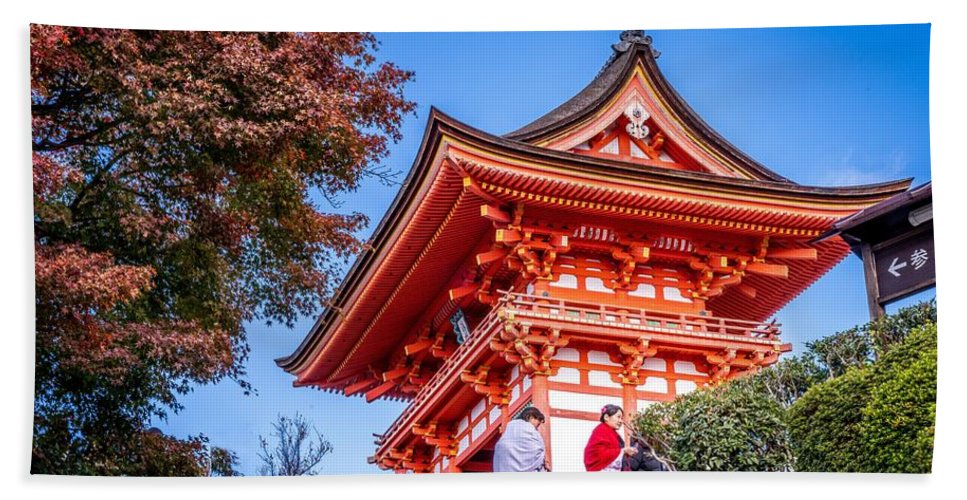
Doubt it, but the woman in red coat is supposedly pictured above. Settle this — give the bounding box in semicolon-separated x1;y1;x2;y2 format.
584;404;637;471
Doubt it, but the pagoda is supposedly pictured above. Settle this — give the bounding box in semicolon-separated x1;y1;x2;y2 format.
277;31;912;473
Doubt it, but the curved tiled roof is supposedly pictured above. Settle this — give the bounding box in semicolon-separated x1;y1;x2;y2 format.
275;107;912;384
505;31;792;183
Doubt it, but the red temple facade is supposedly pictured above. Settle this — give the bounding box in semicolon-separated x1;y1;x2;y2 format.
277;31;911;473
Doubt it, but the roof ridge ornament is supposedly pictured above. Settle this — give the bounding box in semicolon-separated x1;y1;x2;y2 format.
612;30;661;59
596;30;661;78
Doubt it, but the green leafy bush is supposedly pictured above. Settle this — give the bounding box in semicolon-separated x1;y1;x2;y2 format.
785;366;873;471
788;323;936;472
633;377;793;471
632;301;936;473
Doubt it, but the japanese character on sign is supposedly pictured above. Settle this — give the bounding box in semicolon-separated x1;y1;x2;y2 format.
911;248;929;270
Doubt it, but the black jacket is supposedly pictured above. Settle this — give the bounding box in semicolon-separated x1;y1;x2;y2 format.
623;439;668;471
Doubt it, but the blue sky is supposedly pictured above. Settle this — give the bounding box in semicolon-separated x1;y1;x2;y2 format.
152;26;932;476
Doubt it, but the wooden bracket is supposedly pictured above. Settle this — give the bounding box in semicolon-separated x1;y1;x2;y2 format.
617;338;658;384
706;348;737;383
611;245;650;290
493;327;568;376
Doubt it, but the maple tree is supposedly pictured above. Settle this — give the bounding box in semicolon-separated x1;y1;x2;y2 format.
31;26;414;475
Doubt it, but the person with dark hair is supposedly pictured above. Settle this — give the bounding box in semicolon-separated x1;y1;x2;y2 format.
624;435;669;471
493;406;548;472
584;404;636;472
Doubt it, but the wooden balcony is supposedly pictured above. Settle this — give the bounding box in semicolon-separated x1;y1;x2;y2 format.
373;291;787;465
493;291;783;348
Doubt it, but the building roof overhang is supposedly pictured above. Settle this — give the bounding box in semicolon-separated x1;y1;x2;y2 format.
275;107;912;391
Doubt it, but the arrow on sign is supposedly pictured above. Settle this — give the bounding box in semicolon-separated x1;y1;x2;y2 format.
888;258;908;277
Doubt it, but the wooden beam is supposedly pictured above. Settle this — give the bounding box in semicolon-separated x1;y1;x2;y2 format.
382;367;409;382
736;284;757;299
769;248;818;260
343;378;377;396
460;461;493;473
708;255;730;270
549;233;570;248
480;204;511;224
365;380;397;402
475;248;508;266
403;339;433;356
861;242;885;319
746;262;789;278
448;283;480;301
495;229;522;244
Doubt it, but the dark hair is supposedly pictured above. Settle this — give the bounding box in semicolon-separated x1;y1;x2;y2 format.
518;407;545;423
599;404;623;423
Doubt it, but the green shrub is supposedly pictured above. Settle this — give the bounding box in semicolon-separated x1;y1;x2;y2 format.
787;323;936;472
633;377;793;471
631;302;937;473
860;324;937;472
786;367;873;471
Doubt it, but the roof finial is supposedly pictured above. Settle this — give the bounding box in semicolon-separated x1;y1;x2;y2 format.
612;30;660;59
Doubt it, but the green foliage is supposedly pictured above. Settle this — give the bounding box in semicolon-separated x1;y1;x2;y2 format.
805;299;936;379
867;300;937;357
806;328;871;379
860;324;937;472
745;354;826;408
632;301;937;473
785;366;873;471
788;323;936;472
633;377;793;471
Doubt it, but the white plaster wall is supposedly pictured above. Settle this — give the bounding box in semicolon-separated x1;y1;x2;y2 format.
641;376;668;394
674;360;702;375
470;398;486;421
587;350;621;366
629;283;656;298
548;390;621;414
585;277;614;294
549;367;581;384
472;418;487;441
663;286;693;303
489;406;501;426
643;358;666;372
676;380;698;394
553;347;580;362
588;370;623;389
549;417;599;473
550;274;578;289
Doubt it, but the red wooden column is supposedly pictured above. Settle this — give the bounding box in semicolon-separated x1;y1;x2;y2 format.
530;373;553;471
621;382;637;444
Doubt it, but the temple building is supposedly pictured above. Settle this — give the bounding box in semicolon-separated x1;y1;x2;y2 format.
277;31;912;473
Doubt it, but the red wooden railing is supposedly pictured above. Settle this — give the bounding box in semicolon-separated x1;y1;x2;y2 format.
374;291;780;459
495;291;781;340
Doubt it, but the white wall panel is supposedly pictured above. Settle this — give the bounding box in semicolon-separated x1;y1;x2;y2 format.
588;370;623;389
549;417;599;472
548;390;621;414
549;367;581;384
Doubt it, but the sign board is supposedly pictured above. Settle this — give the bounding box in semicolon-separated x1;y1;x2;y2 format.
873;229;935;304
450;308;470;345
